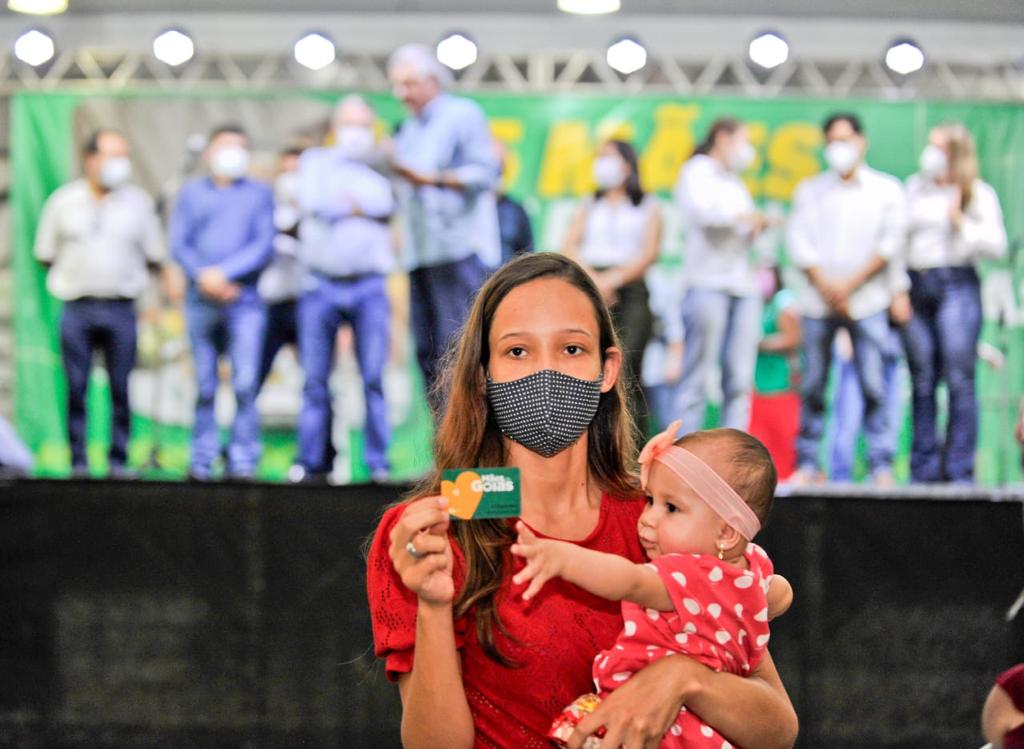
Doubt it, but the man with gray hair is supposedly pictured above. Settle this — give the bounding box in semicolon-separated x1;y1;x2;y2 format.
388;43;500;411
291;95;395;484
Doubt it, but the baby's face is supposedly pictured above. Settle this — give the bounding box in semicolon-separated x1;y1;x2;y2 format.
637;461;724;559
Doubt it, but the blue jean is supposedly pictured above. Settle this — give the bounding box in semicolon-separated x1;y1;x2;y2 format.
297;273;391;474
409;254;490;412
60;298;137;469
185;286;267;476
799;311;892;475
674;288;762;433
828;327;905;481
257;299;297;389
902;267;983;482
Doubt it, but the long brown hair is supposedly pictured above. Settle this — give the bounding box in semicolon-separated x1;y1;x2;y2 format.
410;252;640;664
693;117;742;158
934;121;979;209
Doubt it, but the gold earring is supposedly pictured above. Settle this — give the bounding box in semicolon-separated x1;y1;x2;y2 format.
717;545;725;561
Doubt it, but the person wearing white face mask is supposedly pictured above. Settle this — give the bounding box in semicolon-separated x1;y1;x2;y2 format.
786;113;909;486
563;139;662;432
290;95;396;484
170;124;275;481
903;122;1007;483
673;117;771;436
33;128;165;479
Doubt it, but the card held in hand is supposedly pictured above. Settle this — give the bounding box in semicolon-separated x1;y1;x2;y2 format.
441;467;521;520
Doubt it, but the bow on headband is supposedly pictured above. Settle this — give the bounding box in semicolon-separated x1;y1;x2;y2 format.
637;420;762;541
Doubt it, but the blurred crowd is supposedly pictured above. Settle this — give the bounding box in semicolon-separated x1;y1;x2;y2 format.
10;40;1018;486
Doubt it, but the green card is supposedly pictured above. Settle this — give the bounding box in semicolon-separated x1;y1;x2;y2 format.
441;467;522;520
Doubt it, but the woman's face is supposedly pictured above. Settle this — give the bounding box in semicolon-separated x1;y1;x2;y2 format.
487;277;619;391
928;128;951;158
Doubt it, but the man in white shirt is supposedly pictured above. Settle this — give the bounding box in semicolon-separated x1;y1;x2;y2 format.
786;113;909;484
34;128;165;478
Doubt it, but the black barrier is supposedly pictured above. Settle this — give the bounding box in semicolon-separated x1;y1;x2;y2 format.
1;479;1022;748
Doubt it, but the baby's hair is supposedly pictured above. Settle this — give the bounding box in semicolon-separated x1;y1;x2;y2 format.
675;429;777;530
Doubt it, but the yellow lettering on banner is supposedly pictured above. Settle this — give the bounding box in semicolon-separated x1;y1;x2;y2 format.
763;122;823;203
537;121;595;197
640;104;700;193
596;120;636;145
742;121;768;197
490;119;525;191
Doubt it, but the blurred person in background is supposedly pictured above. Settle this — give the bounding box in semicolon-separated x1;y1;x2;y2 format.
256;146;305;390
747;266;801;480
903;122;1007;483
388;42;501;412
673;117;769;436
494;139;534;265
786;113;907;486
34;128;165;479
170;124;275;481
292;95;395;484
983;663;1024;749
562;139;661;434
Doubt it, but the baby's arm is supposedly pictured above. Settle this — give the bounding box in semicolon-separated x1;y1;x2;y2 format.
511;521;672;610
766;574;794;620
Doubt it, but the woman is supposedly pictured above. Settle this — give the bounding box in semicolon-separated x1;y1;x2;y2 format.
366;253;797;749
562;139;661;434
674;117;768;435
903;122;1007;482
983;664;1024;748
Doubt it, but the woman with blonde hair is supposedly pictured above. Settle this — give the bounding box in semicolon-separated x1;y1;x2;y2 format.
903;122;1007;483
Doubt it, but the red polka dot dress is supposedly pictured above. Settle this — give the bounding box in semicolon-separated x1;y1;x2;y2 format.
592;543;775;749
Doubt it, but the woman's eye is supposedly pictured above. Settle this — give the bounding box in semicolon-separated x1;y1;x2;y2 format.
566;345;582;355
508;347;526;358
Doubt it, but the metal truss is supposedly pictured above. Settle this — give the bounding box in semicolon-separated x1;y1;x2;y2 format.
2;47;1024;100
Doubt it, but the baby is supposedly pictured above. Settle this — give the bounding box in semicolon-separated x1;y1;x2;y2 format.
511;421;793;748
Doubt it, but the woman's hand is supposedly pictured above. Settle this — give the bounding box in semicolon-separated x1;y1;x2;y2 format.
510;521;567;600
388;495;455;606
568;655;699;749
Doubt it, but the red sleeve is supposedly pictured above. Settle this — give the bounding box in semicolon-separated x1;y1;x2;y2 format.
365;503;466;682
997;663;1024;711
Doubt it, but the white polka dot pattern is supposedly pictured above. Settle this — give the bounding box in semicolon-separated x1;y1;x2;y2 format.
486;369;602;458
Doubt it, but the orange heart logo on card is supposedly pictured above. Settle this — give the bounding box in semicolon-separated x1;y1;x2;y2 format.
442;470;484;519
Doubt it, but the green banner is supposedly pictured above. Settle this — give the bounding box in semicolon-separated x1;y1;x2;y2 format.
11;90;1024;482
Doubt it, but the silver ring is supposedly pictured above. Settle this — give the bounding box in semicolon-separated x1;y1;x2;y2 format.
406;540;425;560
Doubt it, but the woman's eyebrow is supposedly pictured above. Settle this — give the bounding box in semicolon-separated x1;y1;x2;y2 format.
497;328;594;341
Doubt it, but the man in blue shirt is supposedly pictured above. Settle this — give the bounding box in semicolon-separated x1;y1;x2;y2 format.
388;43;501;411
293;95;396;484
170;125;275;480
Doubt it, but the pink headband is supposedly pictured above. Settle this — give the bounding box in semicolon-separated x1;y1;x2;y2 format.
638;420;762;541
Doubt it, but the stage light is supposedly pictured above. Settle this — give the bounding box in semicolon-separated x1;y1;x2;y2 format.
7;0;66;14
749;31;789;70
153;28;194;67
294;32;336;71
885;37;925;75
606;36;647;75
436;32;477;71
14;28;55;67
558;0;620;14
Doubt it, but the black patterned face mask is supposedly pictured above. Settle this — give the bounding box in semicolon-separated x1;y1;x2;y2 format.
486;369;603;458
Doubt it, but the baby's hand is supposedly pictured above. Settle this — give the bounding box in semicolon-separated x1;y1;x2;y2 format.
510;521;565;601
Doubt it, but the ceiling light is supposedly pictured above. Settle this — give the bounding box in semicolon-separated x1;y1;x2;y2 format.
749;31;789;70
153;28;194;67
436;32;477;71
14;28;55;67
7;0;67;15
606;36;647;75
294;31;336;71
558;0;620;14
885;38;925;75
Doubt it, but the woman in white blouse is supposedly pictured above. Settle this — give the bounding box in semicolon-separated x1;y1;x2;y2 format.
673;117;769;435
903;122;1007;483
562;139;662;432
